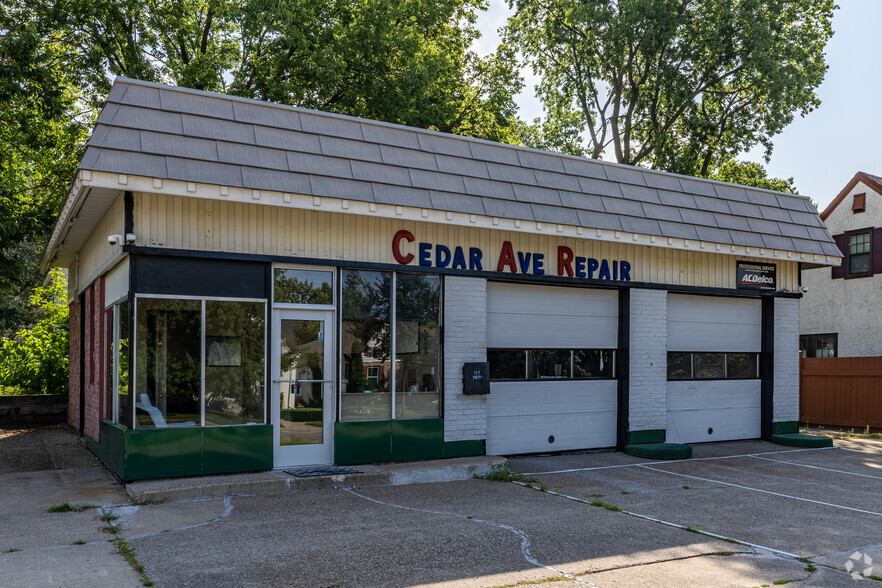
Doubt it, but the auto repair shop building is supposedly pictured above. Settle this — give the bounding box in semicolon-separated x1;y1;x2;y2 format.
43;78;840;481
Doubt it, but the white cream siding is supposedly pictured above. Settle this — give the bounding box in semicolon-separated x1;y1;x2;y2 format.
800;181;882;356
133;192;800;292
71;194;126;296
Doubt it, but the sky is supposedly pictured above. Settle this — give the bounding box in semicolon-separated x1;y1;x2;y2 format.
475;0;882;209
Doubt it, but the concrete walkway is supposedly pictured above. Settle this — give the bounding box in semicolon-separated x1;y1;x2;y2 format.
3;425;881;587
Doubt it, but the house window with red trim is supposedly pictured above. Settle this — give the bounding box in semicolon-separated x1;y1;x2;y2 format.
847;230;872;277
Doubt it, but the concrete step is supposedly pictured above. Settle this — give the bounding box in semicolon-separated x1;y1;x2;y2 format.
125;456;505;503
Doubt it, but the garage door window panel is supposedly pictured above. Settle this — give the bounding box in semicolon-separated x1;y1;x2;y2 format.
488;349;616;381
667;352;759;380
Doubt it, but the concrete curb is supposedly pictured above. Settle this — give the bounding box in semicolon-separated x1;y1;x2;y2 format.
126;456;505;503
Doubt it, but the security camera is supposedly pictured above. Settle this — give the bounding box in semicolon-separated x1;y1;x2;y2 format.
107;234;122;245
125;233;136;245
802;286;808;293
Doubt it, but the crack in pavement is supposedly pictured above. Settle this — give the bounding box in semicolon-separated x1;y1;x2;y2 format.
342;487;596;586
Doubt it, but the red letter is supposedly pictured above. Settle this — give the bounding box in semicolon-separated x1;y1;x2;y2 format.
392;230;415;264
557;246;574;277
496;241;518;273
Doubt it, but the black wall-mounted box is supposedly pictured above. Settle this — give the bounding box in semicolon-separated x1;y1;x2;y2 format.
463;362;490;395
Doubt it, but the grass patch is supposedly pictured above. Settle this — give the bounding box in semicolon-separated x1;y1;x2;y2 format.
682;485;690;489
3;547;21;554
113;539;154;587
99;512;120;523
72;540;86;545
772;580;798;585
101;524;121;534
476;463;538;485
804;565;817;572
865;574;882;582
589;500;622;512
47;502;98;513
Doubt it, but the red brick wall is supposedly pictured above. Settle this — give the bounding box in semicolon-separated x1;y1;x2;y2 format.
68;301;81;431
83;277;105;441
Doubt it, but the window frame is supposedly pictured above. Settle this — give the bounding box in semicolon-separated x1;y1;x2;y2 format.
338;269;444;422
487;348;617;382
131;294;268;429
845;228;873;278
799;333;838;358
104;295;129;426
666;351;760;381
272;264;336;310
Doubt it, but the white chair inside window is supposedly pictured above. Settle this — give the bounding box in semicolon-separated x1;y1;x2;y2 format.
135;394;195;428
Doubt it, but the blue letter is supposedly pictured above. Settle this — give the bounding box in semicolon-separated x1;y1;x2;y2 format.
419;243;432;266
612;260;618;280
575;257;586;278
598;259;611;280
451;246;467;269
533;253;545;275
517;251;532;273
587;258;599;279
436;244;451;268
469;248;483;270
620;261;631;281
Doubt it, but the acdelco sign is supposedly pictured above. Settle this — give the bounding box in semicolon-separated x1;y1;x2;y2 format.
736;261;776;290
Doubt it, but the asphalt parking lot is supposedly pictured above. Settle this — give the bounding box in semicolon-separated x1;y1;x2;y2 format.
2;426;881;587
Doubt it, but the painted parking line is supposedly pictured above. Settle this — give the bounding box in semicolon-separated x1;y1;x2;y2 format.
636;464;882;517
521;447;835;476
749;455;882;480
513;481;800;559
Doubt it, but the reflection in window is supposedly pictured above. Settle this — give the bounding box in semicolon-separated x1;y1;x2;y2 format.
395;274;441;419
340;270;392;421
667;352;760;380
205;301;265;425
133;297;266;428
574;350;614;378
726;353;758;379
529;349;571;379
105;302;132;426
848;231;871;276
694;353;725;379
488;350;526;379
136;299;201;428
274;268;333;304
488;349;616;381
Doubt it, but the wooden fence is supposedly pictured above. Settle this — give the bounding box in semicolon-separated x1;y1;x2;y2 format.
800;356;882;429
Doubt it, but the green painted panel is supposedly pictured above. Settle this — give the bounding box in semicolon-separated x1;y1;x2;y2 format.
391;419;444;461
442;440;485;458
203;425;273;475
624;442;692;460
335;421;392;465
773;421;799;435
124;427;202;481
629;429;666;444
770;433;832;448
86;421;127;478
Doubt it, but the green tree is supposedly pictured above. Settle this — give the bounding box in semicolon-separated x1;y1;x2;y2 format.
709;160;797;194
505;0;835;176
0;268;69;394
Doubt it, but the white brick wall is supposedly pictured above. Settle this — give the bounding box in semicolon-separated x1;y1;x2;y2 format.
774;297;800;422
629;289;668;433
443;276;488;442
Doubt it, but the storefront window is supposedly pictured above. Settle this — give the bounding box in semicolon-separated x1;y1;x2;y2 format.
274;268;333;305
136;299;201;428
134;297;266;428
205;301;266;425
105;302;131;427
341;270;392;420
341;270;443;421
394;274;441;419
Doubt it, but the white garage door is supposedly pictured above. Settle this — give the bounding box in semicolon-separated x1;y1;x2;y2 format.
666;294;762;444
486;282;619;455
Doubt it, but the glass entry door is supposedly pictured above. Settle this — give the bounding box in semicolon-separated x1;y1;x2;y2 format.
272;309;334;467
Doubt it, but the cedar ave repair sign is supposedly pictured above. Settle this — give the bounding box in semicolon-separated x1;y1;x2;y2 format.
736;261;776;290
391;229;633;282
